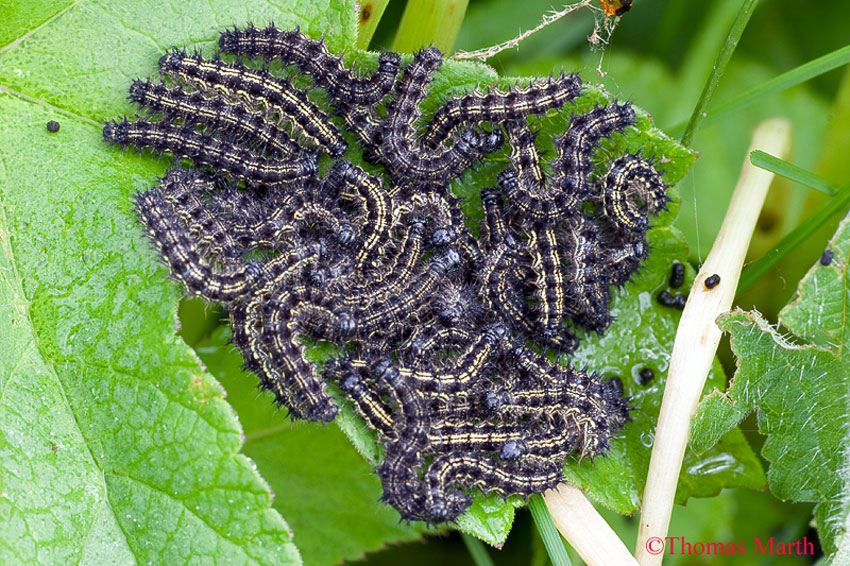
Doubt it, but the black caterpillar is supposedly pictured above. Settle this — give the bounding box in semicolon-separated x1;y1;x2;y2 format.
105;25;670;524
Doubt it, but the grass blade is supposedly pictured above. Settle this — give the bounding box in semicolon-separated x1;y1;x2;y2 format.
704;43;850;127
680;0;760;146
356;0;391;50
739;181;850;291
461;532;496;566
529;495;573;566
671;43;850;135
750;150;840;195
391;0;469;54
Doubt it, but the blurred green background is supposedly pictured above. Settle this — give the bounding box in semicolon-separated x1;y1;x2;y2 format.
180;1;850;564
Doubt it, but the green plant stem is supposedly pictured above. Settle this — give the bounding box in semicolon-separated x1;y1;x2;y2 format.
461;532;496;566
529;495;573;566
680;0;760;147
750;150;840;195
355;0;391;50
391;0;469;54
739;181;850;291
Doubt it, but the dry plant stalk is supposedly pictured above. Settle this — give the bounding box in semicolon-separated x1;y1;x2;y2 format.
634;117;792;566
545;484;639;566
451;1;600;61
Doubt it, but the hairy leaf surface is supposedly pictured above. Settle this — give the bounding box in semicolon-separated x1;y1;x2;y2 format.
692;212;850;559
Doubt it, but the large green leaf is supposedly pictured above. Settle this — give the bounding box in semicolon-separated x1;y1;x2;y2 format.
0;1;360;564
0;0;359;121
691;211;850;560
193;327;425;566
0;80;301;566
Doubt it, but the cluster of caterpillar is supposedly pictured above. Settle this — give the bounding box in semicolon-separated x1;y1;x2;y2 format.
105;24;669;523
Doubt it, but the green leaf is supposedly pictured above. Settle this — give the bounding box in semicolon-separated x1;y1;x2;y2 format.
355;0;391;50
0;87;300;566
391;0;469;54
0;1;360;564
194;328;425;566
0;0;360;121
691;211;850;559
460;532;496;566
679;0;760;147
